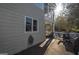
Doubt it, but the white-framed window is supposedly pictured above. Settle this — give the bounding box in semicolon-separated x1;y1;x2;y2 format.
25;16;38;32
33;19;38;31
26;16;32;32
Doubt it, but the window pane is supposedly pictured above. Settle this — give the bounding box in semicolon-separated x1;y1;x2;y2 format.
33;20;37;31
33;20;37;25
33;26;37;31
26;17;32;31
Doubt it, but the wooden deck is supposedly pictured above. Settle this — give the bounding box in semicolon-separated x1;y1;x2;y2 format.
15;38;74;55
44;39;74;55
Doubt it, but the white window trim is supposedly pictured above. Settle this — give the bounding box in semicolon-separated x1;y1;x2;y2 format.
24;16;39;33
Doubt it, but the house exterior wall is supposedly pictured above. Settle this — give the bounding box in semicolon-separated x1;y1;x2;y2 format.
0;3;45;54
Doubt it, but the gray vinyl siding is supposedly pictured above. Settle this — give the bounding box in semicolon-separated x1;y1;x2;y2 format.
0;3;45;54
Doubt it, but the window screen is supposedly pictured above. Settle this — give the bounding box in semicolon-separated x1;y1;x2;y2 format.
33;19;37;31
